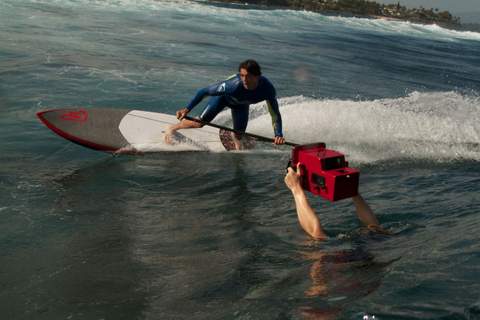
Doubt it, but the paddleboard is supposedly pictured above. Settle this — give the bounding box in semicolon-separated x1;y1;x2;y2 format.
37;108;243;153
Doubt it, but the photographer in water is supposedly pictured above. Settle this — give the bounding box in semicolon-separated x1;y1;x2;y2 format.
284;162;392;319
284;163;387;239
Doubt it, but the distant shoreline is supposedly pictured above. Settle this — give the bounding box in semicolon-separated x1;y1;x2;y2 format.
204;0;479;31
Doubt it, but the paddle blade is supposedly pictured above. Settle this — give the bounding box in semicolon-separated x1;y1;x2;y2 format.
219;129;256;151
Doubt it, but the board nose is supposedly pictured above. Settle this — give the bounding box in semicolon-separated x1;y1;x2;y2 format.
36;110;52;126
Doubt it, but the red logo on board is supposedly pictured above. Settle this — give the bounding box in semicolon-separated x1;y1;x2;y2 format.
60;110;88;122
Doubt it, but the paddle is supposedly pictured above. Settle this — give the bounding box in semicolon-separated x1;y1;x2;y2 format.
183;115;298;146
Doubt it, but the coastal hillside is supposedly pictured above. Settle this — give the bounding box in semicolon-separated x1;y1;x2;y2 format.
210;0;461;27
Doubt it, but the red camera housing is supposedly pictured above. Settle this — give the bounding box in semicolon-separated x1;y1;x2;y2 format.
290;143;359;202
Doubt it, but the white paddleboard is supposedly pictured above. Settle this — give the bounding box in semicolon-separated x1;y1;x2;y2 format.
37;108;228;153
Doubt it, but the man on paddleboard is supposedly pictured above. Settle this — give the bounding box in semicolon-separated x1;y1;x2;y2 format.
165;59;285;149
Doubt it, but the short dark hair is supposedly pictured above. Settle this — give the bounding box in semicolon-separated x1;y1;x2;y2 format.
238;59;262;76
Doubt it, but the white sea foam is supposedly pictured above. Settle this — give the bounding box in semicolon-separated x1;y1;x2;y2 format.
326;15;480;42
245;91;480;163
9;0;480;42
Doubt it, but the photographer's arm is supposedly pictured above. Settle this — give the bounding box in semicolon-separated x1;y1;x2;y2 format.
285;166;327;240
352;194;391;234
352;194;379;227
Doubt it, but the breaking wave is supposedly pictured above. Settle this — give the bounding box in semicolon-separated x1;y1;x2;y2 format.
244;91;480;162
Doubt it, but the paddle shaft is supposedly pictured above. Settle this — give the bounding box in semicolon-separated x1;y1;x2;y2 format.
183;115;298;146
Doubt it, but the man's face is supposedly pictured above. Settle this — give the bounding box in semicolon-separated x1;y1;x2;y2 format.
240;68;259;90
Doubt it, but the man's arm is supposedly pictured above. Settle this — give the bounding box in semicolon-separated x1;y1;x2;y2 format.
186;75;239;113
185;87;209;112
285;165;327;240
186;81;224;112
264;80;284;144
176;81;229;120
266;98;283;138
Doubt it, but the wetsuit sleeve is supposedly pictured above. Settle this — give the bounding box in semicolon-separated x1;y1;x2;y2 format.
186;81;228;111
266;97;283;137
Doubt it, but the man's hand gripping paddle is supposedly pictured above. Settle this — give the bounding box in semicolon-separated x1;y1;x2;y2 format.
182;115;298;151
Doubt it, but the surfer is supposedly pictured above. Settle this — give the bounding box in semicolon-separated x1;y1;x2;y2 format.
284;163;389;239
165;59;285;150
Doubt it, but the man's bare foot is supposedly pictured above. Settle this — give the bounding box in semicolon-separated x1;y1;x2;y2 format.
164;126;177;145
113;145;143;155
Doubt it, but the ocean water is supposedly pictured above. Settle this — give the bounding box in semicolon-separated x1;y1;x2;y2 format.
1;0;480;319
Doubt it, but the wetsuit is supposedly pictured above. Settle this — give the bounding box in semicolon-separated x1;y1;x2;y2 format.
186;74;283;137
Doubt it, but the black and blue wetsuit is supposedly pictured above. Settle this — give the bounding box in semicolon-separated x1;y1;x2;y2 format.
186;74;283;137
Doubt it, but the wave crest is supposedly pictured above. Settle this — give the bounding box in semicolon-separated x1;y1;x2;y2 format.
245;91;480;162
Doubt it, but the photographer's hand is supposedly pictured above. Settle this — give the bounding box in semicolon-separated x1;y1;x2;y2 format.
284;163;303;194
285;164;327;240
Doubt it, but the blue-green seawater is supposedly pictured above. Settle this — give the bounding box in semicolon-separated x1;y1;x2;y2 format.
1;0;480;319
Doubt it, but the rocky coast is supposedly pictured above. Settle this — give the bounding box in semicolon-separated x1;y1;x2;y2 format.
207;0;464;29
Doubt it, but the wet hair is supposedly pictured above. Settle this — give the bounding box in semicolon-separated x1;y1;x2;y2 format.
238;59;262;76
